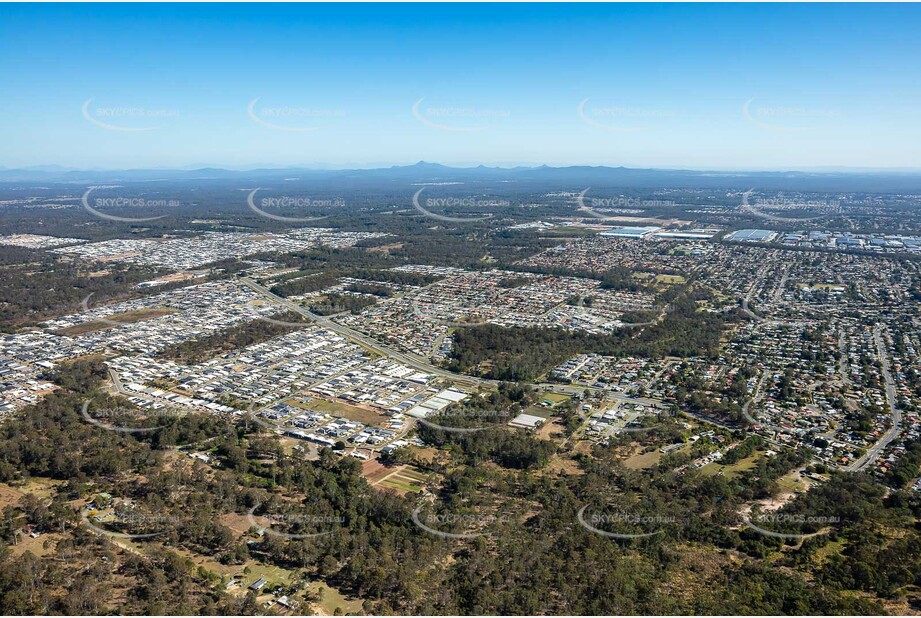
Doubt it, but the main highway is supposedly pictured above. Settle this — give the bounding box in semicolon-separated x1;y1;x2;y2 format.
240;276;671;405
243;279;901;473
847;324;902;472
241;277;492;388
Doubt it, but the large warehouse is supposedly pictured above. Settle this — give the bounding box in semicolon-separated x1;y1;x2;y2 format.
599;226;662;239
724;229;777;242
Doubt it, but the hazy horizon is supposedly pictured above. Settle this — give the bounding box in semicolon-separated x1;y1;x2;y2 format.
6;161;921;175
2;3;920;170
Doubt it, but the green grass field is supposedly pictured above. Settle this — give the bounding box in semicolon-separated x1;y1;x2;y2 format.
624;449;662;470
305;581;365;616
379;466;428;493
776;473;807;494
699;451;764;478
225;562;296;594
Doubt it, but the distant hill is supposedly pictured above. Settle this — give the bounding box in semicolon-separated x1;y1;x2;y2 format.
2;161;921;192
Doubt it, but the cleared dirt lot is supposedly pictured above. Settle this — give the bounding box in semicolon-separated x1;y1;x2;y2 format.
624;448;662;470
294;397;385;426
362;461;430;495
0;483;25;511
54;307;178;336
378;466;428;494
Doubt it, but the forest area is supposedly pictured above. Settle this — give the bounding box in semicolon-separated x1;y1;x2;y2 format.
0;358;919;615
448;295;727;381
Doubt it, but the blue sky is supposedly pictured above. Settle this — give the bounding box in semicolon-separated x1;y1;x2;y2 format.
1;3;919;170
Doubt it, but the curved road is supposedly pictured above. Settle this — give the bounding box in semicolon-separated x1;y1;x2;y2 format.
847;325;902;472
242;277;492;388
241;277;665;404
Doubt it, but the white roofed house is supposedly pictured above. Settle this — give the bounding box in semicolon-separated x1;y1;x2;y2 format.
508;413;545;430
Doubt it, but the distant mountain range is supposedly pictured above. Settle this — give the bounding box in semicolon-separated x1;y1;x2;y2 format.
2;161;921;192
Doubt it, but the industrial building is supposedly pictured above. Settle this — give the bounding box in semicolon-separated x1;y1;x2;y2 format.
599;226;662;239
